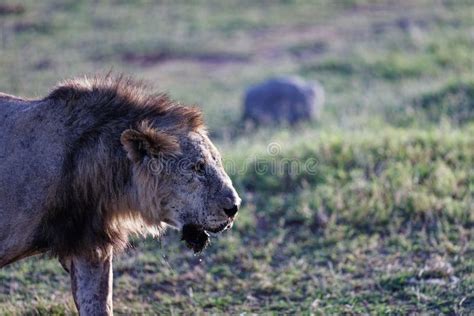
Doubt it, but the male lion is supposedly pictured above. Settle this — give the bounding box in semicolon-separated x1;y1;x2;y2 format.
0;76;241;315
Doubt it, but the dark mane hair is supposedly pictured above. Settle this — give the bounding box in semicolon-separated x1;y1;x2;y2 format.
46;75;204;132
35;75;205;258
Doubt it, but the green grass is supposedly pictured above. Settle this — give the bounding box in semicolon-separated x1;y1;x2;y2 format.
1;128;472;314
0;0;473;314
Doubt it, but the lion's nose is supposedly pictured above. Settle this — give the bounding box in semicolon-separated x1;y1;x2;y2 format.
224;205;239;218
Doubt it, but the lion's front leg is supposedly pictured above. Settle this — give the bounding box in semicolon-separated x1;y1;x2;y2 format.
64;248;114;316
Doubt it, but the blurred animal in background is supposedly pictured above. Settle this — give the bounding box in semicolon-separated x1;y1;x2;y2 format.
0;75;240;315
243;76;325;126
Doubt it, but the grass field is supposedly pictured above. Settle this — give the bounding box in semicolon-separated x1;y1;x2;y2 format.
0;0;473;314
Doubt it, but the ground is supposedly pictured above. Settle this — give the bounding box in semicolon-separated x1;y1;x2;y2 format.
0;0;473;314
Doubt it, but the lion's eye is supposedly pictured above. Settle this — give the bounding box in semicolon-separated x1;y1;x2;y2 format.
193;161;206;175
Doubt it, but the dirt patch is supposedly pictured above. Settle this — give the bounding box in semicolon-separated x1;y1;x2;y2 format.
13;20;53;34
288;41;328;60
122;51;250;67
0;3;25;16
32;59;53;70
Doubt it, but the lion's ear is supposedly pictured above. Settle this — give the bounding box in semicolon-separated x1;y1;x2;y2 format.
120;123;180;163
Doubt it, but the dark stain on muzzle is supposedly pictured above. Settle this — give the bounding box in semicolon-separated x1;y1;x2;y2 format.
181;224;209;253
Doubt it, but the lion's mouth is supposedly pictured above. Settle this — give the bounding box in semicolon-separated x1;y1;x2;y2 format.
205;221;233;234
181;224;209;253
181;222;233;253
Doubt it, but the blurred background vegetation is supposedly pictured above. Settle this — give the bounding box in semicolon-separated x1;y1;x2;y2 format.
0;0;472;314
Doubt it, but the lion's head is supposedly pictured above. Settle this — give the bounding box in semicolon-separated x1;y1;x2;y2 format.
121;121;240;252
37;76;240;257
